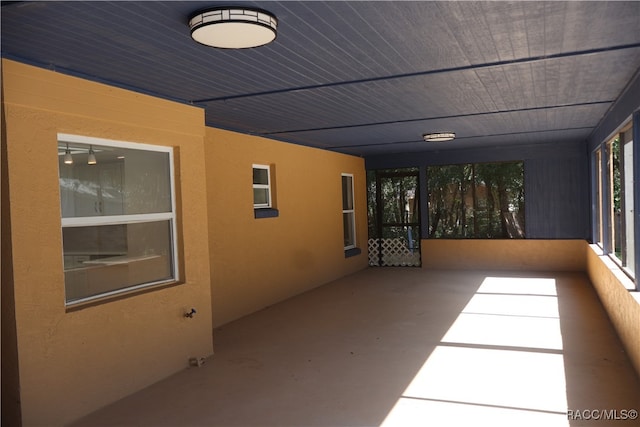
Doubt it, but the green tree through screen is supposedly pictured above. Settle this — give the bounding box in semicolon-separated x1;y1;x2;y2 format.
427;161;525;238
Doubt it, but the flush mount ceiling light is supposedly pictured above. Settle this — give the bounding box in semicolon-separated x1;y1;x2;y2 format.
189;7;278;49
423;132;456;142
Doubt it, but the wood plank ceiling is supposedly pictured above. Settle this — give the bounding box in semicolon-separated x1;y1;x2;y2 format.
2;1;640;156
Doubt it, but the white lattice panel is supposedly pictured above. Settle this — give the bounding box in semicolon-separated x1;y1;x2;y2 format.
368;238;421;267
368;239;379;265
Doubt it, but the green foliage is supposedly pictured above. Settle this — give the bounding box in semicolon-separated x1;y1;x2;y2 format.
367;169;419;239
427;161;525;239
366;164;525;241
610;137;622;257
611;137;621;212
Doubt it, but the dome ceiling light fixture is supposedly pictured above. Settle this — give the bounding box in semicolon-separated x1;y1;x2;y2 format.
423;132;456;142
189;6;278;49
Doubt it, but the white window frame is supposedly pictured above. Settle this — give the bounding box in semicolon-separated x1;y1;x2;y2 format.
253;164;272;208
600;123;635;278
342;173;356;250
592;117;637;284
58;133;180;305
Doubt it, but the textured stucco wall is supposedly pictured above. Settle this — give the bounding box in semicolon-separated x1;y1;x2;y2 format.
205;127;368;327
2;59;214;426
586;245;640;377
1;75;23;426
421;239;587;271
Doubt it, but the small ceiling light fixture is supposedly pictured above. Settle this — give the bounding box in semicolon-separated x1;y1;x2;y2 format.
64;143;73;165
423;132;456;142
189;7;278;49
87;145;97;165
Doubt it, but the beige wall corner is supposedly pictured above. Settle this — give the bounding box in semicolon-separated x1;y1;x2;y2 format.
2;59;213;426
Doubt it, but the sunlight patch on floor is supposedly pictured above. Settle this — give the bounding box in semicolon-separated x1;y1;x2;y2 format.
380;277;570;427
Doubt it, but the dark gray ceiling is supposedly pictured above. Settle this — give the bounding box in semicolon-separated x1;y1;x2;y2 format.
2;1;640;156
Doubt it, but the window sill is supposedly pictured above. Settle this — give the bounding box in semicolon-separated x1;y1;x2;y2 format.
65;279;182;312
254;208;279;219
344;247;362;258
590;244;636;290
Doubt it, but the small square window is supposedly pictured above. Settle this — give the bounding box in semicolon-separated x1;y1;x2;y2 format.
342;174;356;250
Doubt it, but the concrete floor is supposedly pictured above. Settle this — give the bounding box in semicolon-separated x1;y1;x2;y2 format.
71;268;640;427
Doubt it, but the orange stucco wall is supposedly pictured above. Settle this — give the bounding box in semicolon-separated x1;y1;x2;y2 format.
2;59;369;424
2;59;214;426
205;127;368;327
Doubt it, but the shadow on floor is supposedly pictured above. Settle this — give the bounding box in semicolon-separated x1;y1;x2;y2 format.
71;268;640;427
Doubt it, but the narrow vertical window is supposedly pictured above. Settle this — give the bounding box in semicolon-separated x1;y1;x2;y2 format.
342;174;356;250
601;122;634;278
609;136;621;261
621;126;634;276
253;164;271;208
595;148;603;246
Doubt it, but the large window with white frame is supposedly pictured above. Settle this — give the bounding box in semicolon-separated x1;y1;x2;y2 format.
58;134;179;305
342;173;356;250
